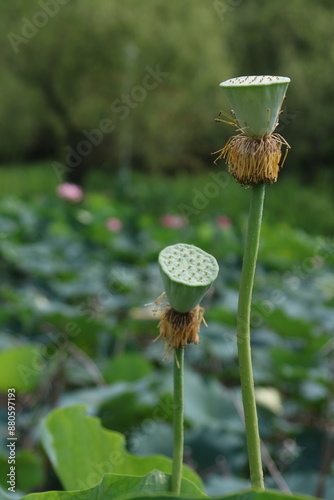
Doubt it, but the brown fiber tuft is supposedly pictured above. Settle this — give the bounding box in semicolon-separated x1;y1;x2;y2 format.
158;305;206;350
213;133;290;186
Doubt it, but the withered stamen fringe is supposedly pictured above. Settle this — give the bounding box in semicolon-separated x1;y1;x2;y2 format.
213;133;290;186
157;305;206;354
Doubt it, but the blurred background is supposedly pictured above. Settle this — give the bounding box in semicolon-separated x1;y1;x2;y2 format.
0;1;334;498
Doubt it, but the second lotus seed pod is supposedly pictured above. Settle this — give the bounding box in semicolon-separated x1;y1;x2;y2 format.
159;243;219;314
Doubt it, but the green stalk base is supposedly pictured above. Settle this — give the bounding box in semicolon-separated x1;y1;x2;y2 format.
237;184;265;491
170;348;184;494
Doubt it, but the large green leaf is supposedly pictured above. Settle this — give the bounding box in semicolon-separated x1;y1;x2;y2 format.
21;486;319;500
21;470;206;500
41;405;203;492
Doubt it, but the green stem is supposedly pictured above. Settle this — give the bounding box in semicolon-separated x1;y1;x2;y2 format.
237;183;265;491
171;347;184;494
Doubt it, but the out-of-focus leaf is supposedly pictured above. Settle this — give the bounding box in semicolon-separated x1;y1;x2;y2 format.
104;353;153;383
265;309;315;339
0;449;44;493
0;485;23;500
204;475;250;496
255;387;283;415
259;223;318;269
278;472;334;500
0;345;45;392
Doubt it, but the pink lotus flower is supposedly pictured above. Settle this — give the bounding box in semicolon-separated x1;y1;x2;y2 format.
56;183;84;202
160;214;188;229
105;217;123;232
216;215;231;229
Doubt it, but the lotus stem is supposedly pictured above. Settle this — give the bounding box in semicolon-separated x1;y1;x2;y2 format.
237;183;265;491
170;347;184;494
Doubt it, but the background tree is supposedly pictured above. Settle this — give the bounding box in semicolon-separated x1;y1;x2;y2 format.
0;0;333;187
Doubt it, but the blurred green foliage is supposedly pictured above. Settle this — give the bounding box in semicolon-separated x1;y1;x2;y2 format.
1;164;334;236
1;1;334;182
0;184;333;497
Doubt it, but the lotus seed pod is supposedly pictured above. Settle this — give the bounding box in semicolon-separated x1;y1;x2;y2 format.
158;243;219;313
220;75;290;138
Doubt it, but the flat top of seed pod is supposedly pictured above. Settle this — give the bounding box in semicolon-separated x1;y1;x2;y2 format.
159;243;219;286
220;75;290;87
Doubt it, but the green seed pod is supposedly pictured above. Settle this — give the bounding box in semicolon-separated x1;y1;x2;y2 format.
220;75;290;138
158;243;219;313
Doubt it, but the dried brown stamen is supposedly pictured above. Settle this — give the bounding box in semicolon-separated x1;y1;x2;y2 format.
213;133;290;186
157;304;206;353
